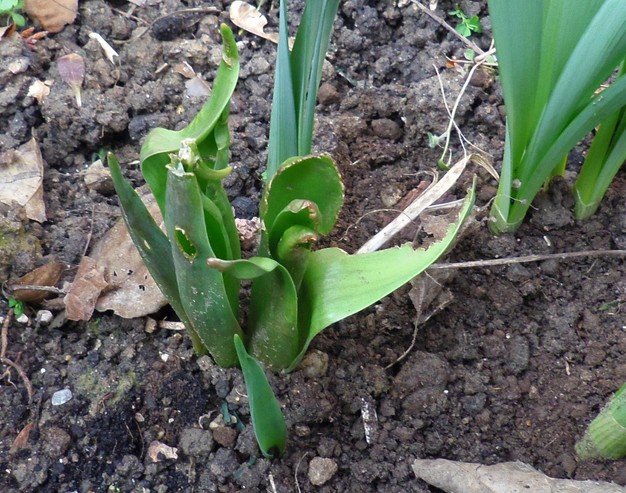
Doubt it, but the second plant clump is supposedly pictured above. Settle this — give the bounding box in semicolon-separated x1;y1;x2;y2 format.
109;1;474;457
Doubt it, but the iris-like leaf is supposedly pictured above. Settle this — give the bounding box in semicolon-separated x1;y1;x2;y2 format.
165;164;244;367
488;0;626;232
140;24;240;211
266;0;341;178
234;334;287;458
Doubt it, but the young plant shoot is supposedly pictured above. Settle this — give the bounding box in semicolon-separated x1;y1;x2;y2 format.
576;382;626;460
110;1;475;457
488;0;626;233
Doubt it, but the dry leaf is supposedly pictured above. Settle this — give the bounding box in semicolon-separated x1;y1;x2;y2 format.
8;262;67;303
24;0;78;33
412;459;626;493
64;256;108;321
229;1;279;44
0;138;46;222
9;423;34;454
92;191;168;318
27;79;52;104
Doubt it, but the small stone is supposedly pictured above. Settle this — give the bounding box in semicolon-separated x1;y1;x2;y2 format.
308;457;338;486
371;118;403;141
36;310;53;325
51;388;72;406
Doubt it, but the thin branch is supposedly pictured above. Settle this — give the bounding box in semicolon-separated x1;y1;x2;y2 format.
409;0;485;56
429;249;626;270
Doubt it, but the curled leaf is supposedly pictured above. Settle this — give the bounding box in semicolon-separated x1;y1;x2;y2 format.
229;1;279;44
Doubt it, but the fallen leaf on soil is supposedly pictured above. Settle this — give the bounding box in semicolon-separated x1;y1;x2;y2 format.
412;459;626;493
91;191;168;318
8;261;67;303
9;422;33;454
27;79;52;104
148;440;178;462
0;138;46;222
57;53;85;107
24;0;78;33
64;256;108;321
229;1;279;44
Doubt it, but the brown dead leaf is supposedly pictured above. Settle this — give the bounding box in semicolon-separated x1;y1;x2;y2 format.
8;261;67;303
9;422;33;454
24;0;78;33
229;1;279;44
92;191;168;318
64;256;108;321
0;138;46;222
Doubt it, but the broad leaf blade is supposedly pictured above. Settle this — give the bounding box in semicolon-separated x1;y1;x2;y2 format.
165;165;244;367
234;334;288;458
261;154;344;235
290;183;475;371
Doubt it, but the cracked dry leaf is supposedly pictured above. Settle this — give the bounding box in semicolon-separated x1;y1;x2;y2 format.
0;138;46;222
91;191;168;318
24;0;78;33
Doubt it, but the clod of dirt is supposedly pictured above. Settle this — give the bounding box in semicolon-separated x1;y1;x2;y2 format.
308;457;339;486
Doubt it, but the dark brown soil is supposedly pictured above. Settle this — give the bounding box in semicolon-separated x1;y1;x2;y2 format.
1;1;625;491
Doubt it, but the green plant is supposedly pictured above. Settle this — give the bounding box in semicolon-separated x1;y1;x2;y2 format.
0;0;25;27
448;6;482;38
576;382;626;460
8;297;24;318
573;60;626;220
109;2;474;457
488;0;626;233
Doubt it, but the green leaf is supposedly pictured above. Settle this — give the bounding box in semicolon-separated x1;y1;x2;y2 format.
261;155;344;237
266;0;340;178
488;0;626;232
206;256;300;369
164;164;244;367
234;334;288;458
267;0;298;179
11;11;25;26
289;182;476;370
139;24;240;211
576;382;626;460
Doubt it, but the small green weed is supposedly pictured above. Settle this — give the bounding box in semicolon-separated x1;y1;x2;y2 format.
449;6;482;37
0;0;26;27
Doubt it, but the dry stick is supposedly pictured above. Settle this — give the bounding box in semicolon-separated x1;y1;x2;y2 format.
409;0;485;57
0;310;34;403
357;155;471;253
428;249;626;271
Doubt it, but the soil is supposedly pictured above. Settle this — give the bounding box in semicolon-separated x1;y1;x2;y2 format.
1;1;625;492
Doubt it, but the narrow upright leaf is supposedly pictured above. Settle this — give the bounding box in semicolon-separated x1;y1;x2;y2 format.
234;335;288;457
